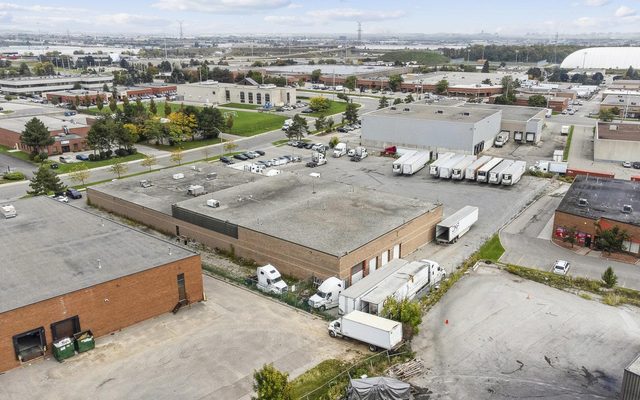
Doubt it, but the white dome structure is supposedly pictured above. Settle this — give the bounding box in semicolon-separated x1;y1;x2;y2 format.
560;47;640;69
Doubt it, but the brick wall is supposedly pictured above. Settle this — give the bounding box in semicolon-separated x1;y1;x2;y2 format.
553;211;640;254
0;255;203;373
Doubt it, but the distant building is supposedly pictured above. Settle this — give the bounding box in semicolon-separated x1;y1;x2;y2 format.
600;94;640;118
0;114;90;155
0;75;113;96
461;103;546;144
594;122;640;162
553;176;640;256
45;89;112;106
561;47;640;70
176;79;296;106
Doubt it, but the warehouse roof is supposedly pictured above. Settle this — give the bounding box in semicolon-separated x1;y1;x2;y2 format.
460;103;545;121
597;122;640;142
0;197;196;314
0;114;89;133
601;94;640;106
174;173;440;257
556;176;640;227
368;104;499;123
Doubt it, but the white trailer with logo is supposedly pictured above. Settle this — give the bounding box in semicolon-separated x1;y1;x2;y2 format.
476;157;503;183
501;160;527;186
464;155;493;181
435;206;479;244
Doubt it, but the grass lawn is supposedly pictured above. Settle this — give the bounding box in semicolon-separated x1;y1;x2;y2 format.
55;153;145;174
0;145;33;163
290;359;349;400
477;234;505;262
146;137;226;151
563;125;574;161
220;103;261;110
308;100;359;118
227;110;286;136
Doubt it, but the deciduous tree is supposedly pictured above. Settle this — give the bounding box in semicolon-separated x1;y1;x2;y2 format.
252;364;292;400
382;297;423;339
68;164;90;187
309;96;330;113
110;161;128;178
170;148;184;165
141;154;157;171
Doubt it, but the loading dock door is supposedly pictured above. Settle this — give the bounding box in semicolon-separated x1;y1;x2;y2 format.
51;316;80;342
526;132;535;142
13;327;46;362
351;262;364;284
381;250;389;266
369;257;377;273
392;244;400;259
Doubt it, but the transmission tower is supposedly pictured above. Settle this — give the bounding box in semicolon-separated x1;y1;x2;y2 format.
178;21;184;40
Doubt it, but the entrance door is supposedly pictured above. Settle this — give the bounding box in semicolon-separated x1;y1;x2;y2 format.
62;145;71;153
585;235;592;248
13;327;46;362
177;273;187;304
51;316;80;342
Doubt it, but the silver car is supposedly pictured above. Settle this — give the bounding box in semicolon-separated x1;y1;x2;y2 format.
553;260;570;275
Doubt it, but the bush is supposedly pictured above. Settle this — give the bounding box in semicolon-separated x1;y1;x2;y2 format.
106;149;113;158
88;153;97;161
115;148;128;157
602;267;618;288
128;147;138;155
3;171;25;180
38;151;49;161
329;136;339;149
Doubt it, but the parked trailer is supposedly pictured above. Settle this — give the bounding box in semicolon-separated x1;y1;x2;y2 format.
566;168;614;179
464;155;493;181
392;150;417;174
437;154;466;179
632;176;640;182
476;157;504;183
328;311;403;352
450;155;478;180
488;159;515;184
501;161;527;186
428;152;455;176
435;206;479;244
402;151;431;175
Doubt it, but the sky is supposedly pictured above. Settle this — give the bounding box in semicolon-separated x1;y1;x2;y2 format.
2;0;640;36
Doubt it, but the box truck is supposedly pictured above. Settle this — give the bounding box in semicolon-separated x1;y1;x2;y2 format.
402;151;430;175
428;152;455;176
488;159;515;184
530;160;568;174
464;155;493;181
435;206;479;244
392;150;417;174
449;155;477;180
476;157;503;183
308;277;344;311
501;161;527;186
561;125;570;136
328;311;403;351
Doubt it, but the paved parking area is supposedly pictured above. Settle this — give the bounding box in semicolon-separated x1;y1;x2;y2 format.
411;265;640;399
0;276;352;400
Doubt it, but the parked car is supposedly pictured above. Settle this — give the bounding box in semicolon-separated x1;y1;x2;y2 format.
255;150;265;156
75;154;89;161
234;154;248;161
66;188;82;199
243;152;258;159
50;163;59;169
633;162;640;169
53;195;69;203
256;160;272;167
59;155;74;163
553;260;570;275
220;156;233;164
622;161;632;168
337;126;348;133
301;108;314;114
304;143;314;149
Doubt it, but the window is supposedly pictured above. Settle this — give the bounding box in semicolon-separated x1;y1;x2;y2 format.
248;92;253;103
369;257;377;273
239;92;245;103
225;90;230;101
265;94;270;103
177;273;186;303
256;93;262;104
286;93;290;103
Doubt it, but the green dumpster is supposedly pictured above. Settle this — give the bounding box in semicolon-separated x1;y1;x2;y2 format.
73;330;95;353
52;338;75;362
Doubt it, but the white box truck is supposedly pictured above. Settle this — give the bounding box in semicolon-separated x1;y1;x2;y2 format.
308;277;344;311
328;311;403;352
448;155;477;180
428;152;455;176
561;125;570;136
437;154;465;179
435;206;479;244
392;150;417;174
464;155;493;181
488;159;515;184
476;157;503;183
402;151;430;175
501;160;527;186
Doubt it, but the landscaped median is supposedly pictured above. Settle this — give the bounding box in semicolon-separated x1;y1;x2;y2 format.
563;125;574;162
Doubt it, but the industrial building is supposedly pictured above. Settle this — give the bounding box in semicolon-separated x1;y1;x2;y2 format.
0;75;113;96
45;89;112;105
87;165;442;283
176;79;296;106
600;94;640;118
560;47;640;70
553;176;640;256
0;114;90;154
0;197;203;373
594;122;640;162
461;103;546;144
361;104;502;155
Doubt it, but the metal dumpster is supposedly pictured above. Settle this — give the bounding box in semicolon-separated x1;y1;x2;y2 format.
53;337;75;362
73;330;95;353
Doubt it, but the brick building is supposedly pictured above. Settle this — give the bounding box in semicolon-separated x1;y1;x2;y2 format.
0;114;90;155
594;122;640;162
0;197;203;373
553;176;640;256
87;165;442;283
45;89;112;106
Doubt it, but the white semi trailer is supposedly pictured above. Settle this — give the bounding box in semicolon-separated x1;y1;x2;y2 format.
501;161;527;186
488;159;515;185
402;151;431;175
450;155;478;180
476;157;504;183
428;152;455;176
437;154;466;179
392;150;417;174
435;206;479;244
464;155;493;181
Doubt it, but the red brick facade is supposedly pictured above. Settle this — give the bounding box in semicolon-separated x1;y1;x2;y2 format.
0;255;203;373
0;126;90;155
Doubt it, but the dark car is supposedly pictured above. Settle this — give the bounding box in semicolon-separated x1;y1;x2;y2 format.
234;154;248;161
50;163;59;169
296;142;306;148
65;188;82;199
633;162;640;169
337;126;348;133
220;156;233;164
75;154;89;161
301;108;314;114
304;143;314;149
255;150;265;156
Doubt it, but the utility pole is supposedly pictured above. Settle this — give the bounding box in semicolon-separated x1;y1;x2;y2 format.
357;22;362;43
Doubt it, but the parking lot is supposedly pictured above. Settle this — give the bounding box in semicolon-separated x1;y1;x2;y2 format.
411;265;640;399
0;276;352;400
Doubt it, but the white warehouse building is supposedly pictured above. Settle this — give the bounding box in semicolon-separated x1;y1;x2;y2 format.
561;47;640;70
176;78;296;107
361;104;502;155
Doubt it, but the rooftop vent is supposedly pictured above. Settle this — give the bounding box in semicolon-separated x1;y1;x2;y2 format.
609;125;617;131
403;108;410;112
463;112;471;116
577;198;589;207
622;204;633;214
206;199;220;208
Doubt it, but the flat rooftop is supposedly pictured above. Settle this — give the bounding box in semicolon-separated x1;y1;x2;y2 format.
46;89;107;96
174;173;439;257
602;94;640;106
367;104;500;123
557;176;640;227
598;122;640;141
0;114;89;133
0;75;112;85
0;197;196;314
90;164;265;214
403;71;527;86
461;103;545;121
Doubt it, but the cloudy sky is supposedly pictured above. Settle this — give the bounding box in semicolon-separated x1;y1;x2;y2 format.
2;0;640;36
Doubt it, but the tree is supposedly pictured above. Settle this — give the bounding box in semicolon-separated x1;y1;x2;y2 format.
87;119;114;154
595;225;631;254
381;297;423;339
435;79;449;94
482;78;492;85
315;115;326;131
225;114;234;130
378;96;389;109
102;83;110;92
96;95;104;110
481;60;490;73
252;363;292;400
309;97;330;113
602;267;618;288
344;75;357;91
21;117;54;155
108;97;118;112
388;74;404;92
141;154;157;171
28;165;66;196
610;106;621;117
500;75;517;103
344;102;359;124
599;109;615;122
404;94;414;103
164;99;172;117
562;226;577;248
149;98;157;115
528;94;547;108
326;117;334;130
310;68;322;83
170;148;184;165
223;141;238;153
168;112;197;142
18;62;31;76
286;114;309;141
393;98;402;105
198;107;225;139
110;161;128;178
336;92;349;102
329;136;339;148
68;164;90;187
527;67;542;79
